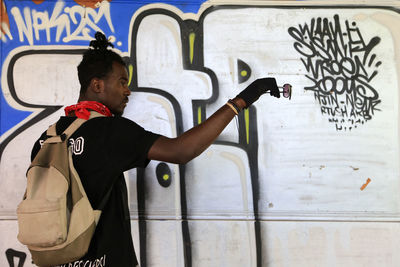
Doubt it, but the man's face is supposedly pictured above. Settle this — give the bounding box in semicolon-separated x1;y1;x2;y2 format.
100;61;130;116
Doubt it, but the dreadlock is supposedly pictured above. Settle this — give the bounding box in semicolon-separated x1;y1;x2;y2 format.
77;31;126;94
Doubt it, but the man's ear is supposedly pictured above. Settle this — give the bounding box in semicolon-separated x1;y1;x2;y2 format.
90;78;104;93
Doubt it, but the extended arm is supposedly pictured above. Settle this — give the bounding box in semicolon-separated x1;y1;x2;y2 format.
148;97;245;164
147;78;279;164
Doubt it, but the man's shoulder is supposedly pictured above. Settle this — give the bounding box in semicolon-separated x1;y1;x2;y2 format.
71;116;147;138
84;116;142;129
58;115;137;127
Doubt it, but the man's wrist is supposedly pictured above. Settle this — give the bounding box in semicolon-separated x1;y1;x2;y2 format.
226;97;247;115
231;97;247;110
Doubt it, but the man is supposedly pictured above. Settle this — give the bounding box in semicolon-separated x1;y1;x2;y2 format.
30;32;280;266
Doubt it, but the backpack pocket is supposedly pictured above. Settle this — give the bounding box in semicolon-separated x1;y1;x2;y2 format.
17;198;68;247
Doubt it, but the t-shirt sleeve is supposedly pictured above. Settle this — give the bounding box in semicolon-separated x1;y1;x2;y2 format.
30;132;47;161
106;117;160;171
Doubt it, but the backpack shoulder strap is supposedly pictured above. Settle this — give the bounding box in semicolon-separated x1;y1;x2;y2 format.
45;111;105;142
47;123;57;137
63;111;105;138
45;123;65;143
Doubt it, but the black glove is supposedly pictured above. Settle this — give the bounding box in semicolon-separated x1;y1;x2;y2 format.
237;77;280;108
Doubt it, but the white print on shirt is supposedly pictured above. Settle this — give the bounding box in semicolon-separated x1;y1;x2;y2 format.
54;254;106;267
39;137;84;156
69;137;85;155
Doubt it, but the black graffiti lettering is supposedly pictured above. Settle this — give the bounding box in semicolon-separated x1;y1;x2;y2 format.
334;77;347;95
311;36;332;61
340;104;348;117
5;248;26;267
289;14;382;131
288;27;316;57
317;76;335;94
341;57;356;78
345;93;357;116
371;99;382;112
293;38;315;57
321;105;349;117
356;83;378;100
302;58;322;79
314;91;338;107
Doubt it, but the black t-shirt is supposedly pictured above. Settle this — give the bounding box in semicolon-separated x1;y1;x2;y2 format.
31;116;160;267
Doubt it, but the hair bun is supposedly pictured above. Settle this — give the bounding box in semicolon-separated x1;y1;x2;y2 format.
89;31;114;50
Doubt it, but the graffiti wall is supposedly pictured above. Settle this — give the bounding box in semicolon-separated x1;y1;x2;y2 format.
1;0;400;266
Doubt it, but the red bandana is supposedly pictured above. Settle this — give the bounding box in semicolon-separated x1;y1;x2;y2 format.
64;101;112;120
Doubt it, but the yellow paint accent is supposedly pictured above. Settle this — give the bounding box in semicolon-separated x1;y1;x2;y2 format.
240;70;247;77
128;64;133;86
189;32;195;64
245;109;250;144
163;174;170;181
198;106;202;124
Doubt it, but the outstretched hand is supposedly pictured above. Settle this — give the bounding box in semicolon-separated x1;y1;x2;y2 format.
236;77;280;108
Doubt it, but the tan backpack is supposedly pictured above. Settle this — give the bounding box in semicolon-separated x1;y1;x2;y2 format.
16;112;108;267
